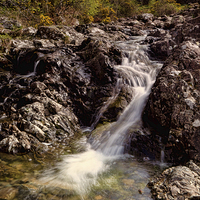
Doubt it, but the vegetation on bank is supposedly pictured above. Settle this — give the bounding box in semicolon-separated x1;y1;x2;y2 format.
0;0;186;27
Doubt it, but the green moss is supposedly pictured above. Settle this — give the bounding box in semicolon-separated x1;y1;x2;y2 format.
63;35;70;45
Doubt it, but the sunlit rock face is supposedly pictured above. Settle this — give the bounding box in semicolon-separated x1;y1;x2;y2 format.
148;160;200;200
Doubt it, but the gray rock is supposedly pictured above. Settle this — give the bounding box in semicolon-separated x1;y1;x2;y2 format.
138;13;154;22
149;161;200;200
22;27;37;36
37;26;65;40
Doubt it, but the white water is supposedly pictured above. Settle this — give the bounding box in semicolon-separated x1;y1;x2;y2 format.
39;37;162;198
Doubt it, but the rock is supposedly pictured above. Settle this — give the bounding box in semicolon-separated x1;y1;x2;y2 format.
142;7;200;164
22;27;37;36
47;99;62;114
31;81;47;92
33;39;55;48
24;121;46;142
0;17;21;30
148;29;166;38
171;15;185;26
11;40;35;52
149;161;200;200
138;13;154;23
37;26;65;40
149;38;174;60
143;40;200;163
88;27;106;36
85;52;112;83
0;187;18;200
0;135;19;153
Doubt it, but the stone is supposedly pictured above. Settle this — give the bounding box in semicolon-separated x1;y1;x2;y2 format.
0;187;18;200
24;121;46;142
138;13;154;22
33;39;55;48
149;161;200;200
11;40;35;52
37;26;65;40
22;27;37;36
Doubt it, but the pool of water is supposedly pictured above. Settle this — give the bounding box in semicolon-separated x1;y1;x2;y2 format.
0;140;166;200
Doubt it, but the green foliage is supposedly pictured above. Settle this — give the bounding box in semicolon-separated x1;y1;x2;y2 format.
0;34;12;53
95;5;117;22
0;0;185;26
149;0;182;16
39;14;53;26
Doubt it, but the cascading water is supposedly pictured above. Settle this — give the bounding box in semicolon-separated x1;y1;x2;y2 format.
39;36;163;199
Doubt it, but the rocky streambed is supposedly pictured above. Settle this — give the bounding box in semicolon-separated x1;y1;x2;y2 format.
0;3;200;200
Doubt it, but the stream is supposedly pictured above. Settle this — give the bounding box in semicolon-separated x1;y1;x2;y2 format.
0;35;166;200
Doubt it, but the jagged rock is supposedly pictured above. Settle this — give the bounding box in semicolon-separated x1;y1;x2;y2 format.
37;26;65;40
33;39;56;48
149;38;175;60
148;161;200;200
0;187;18;200
138;13;154;23
0;16;21;30
22;27;37;36
143;36;200;162
11;40;35;52
24;121;46;142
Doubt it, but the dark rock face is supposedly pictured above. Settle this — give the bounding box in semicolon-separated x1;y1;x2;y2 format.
1;18;147;154
142;4;200;164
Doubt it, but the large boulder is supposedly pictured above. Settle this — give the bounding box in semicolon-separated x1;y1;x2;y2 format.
141;4;200;164
148;160;200;200
143;41;200;163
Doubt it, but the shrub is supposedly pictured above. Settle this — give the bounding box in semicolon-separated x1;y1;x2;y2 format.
39;14;53;26
149;0;182;16
95;5;117;22
0;34;12;53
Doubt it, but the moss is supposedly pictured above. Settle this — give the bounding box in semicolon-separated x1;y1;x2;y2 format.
63;35;70;45
0;34;12;53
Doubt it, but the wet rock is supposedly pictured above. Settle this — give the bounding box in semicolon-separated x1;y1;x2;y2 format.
85;52;112;83
11;40;35;52
149;38;174;60
0;135;20;153
0;124;31;153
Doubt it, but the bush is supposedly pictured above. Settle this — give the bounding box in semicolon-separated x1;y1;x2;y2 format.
0;34;12;53
149;0;182;16
110;0;139;17
0;0;185;27
95;5;117;23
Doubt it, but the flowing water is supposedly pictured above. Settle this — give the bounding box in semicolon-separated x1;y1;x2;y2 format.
0;36;165;200
36;36;163;199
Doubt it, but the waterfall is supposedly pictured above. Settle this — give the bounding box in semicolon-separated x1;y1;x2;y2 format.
39;36;163;198
91;40;162;156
